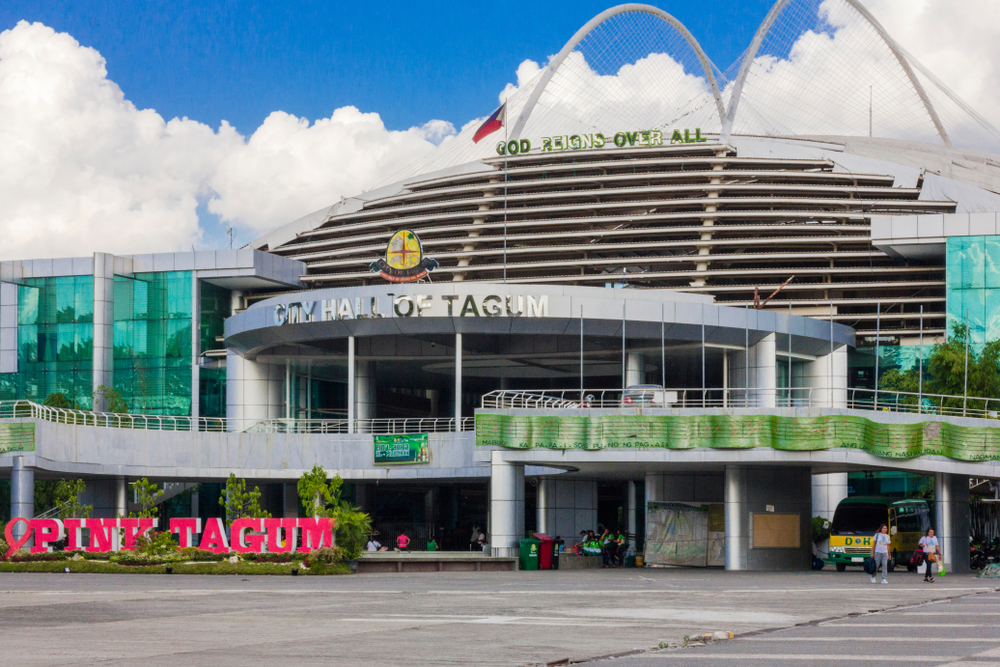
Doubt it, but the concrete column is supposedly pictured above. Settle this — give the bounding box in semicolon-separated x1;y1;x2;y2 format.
489;451;523;557
347;336;355;433
191;487;200;518
626;353;643;387
644;472;663;503
226;351;272;431
800;345;848;408
627;480;638;541
724;465;748;571
283;483;299;518
536;478;552;535
935;473;971;573
191;274;200;421
752;334;777;408
355;360;376;422
454;333;463;422
811;472;847;557
114;476;127;518
10;456;33;544
92;252;115;410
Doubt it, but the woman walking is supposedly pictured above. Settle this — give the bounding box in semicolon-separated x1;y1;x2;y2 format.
871;524;891;584
919;528;941;583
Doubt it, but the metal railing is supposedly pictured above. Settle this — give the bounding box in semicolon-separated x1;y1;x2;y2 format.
481;387;1000;420
0;400;475;434
246;417;475;434
0;400;232;432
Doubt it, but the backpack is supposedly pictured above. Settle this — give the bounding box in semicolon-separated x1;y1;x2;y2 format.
909;550;924;567
863;557;876;575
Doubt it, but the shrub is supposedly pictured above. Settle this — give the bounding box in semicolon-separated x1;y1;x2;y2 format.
242;552;297;563
0;537;8;561
812;516;831;544
304;546;344;566
174;547;227;561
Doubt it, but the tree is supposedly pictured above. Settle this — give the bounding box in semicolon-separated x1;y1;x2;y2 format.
42;393;73;409
93;385;128;414
878;322;1000;412
297;464;342;518
130;478;163;519
297;465;371;560
219;473;270;526
52;479;92;519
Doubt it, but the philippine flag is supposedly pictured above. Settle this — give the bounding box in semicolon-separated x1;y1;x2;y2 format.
473;102;506;143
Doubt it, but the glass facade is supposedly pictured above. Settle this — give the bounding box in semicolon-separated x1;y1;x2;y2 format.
946;236;1000;347
113;272;193;415
0;276;94;408
848;344;932;390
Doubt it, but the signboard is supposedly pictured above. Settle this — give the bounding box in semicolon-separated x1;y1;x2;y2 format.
495;128;709;156
369;229;439;283
0;423;34;453
4;517;334;559
273;293;549;325
475;413;1000;463
374;433;430;465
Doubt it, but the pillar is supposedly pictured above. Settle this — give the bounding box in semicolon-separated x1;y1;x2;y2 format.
536;478;552;535
801;346;848;408
355;360;376;422
724;465;748;570
626;353;643;387
752;334;777;408
935;473;971;573
92;252;115;411
114;476;127;518
226;351;275;431
347;336;355;432
283;483;299;518
454;333;463;422
10;456;34;544
489;451;523;558
627;480;638;541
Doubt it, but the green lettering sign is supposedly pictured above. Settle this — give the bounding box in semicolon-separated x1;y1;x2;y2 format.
374;433;431;465
0;423;34;454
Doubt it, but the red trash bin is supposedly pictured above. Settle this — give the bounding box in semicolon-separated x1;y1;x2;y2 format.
533;533;554;570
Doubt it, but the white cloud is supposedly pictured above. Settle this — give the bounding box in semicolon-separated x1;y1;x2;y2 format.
0;20;455;261
207;109;453;232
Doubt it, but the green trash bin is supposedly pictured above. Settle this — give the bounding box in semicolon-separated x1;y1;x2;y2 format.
519;538;541;571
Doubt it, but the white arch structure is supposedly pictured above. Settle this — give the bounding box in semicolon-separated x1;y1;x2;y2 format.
721;0;951;146
507;3;726;142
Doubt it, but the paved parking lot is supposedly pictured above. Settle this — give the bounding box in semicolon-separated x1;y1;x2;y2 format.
598;589;1000;667
0;568;996;667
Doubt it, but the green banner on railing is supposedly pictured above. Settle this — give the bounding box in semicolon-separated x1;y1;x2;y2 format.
0;423;35;453
475;413;1000;462
374;433;431;465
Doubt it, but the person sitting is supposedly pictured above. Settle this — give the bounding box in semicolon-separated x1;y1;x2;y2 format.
366;537;382;552
427;537;438;552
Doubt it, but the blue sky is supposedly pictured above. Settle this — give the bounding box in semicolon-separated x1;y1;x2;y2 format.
0;0;775;134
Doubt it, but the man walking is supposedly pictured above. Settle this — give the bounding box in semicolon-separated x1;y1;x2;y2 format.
871;524;891;585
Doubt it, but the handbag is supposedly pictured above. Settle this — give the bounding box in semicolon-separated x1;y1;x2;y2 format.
909;550;924;566
926;552;937;563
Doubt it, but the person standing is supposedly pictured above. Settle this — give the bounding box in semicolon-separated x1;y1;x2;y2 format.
919;528;941;583
870;524;890;585
397;532;410;551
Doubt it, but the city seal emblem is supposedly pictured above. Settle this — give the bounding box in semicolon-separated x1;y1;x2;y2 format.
370;229;439;283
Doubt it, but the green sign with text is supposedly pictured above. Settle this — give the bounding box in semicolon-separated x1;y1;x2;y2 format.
374;433;431;465
475;413;1000;463
0;423;34;454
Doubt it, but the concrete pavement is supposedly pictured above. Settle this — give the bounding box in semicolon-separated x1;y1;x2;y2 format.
0;568;996;667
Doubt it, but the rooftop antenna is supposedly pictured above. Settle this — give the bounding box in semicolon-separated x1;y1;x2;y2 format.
226;226;237;250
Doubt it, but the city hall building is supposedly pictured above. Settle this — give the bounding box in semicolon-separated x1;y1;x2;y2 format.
3;1;1000;570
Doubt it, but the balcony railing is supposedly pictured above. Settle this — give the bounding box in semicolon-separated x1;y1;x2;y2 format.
480;387;1000;420
0;400;476;434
